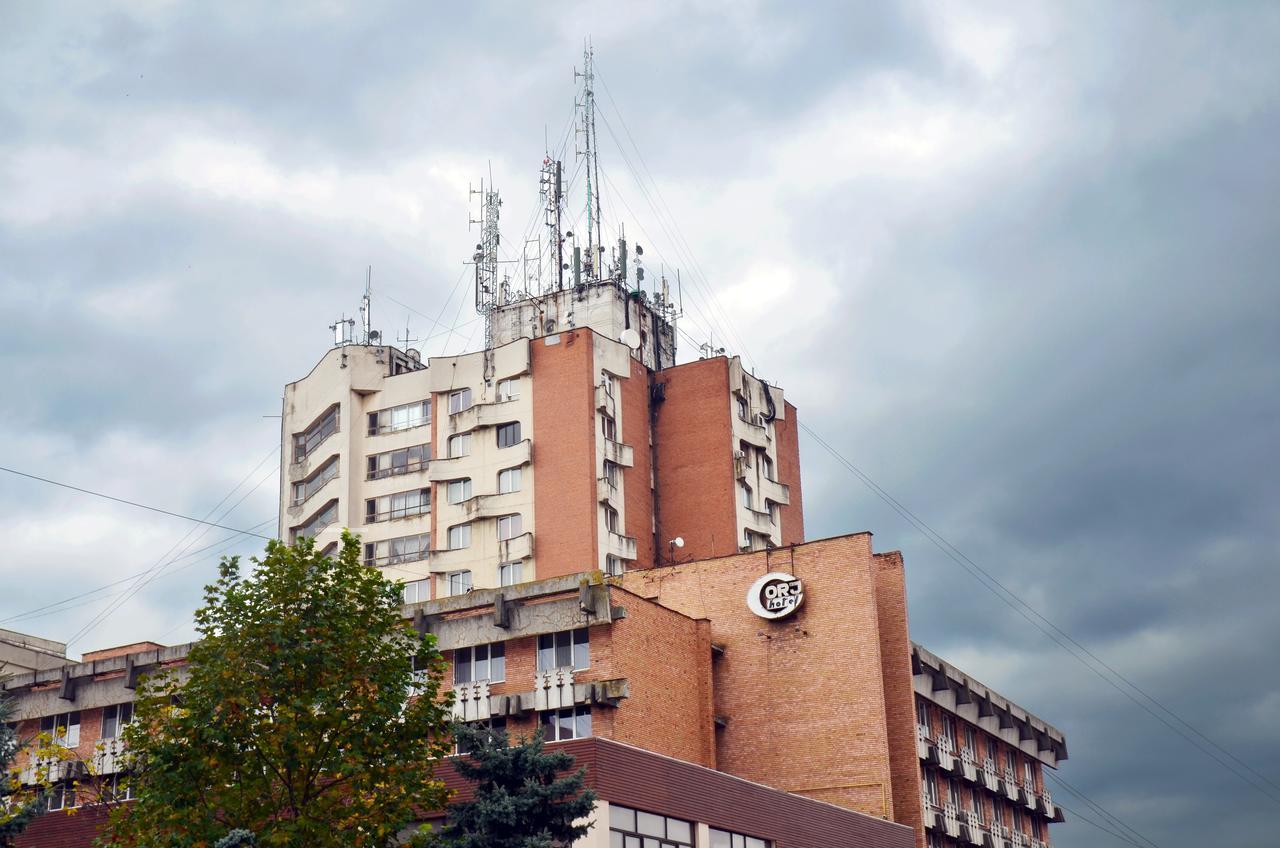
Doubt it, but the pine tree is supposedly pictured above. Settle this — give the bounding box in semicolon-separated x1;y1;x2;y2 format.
438;725;598;848
0;694;42;847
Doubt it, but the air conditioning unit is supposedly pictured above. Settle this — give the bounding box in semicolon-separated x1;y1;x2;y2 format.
752;412;767;427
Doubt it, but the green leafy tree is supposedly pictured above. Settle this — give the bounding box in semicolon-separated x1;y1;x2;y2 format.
102;531;453;848
0;694;42;846
438;725;597;848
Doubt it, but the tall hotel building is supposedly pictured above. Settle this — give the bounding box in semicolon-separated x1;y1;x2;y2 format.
279;278;802;600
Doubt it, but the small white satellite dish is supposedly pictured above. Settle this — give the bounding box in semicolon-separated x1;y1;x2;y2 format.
670;537;685;549
619;328;641;350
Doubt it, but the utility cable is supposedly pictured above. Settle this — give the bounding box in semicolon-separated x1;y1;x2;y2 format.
0;465;273;540
1051;801;1149;848
1047;773;1160;848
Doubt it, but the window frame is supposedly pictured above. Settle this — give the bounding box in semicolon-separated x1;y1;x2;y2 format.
495;421;522;448
537;628;589;672
496;513;523;541
448;523;472;550
453;642;506;684
539;705;591;741
497;466;522;494
448;388;474;414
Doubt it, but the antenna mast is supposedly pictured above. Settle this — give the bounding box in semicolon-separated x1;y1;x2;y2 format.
574;41;603;280
470;178;503;350
541;156;565;293
359;265;372;344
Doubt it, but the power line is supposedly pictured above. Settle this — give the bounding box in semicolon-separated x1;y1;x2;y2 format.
0;465;274;540
1052;800;1150;848
1047;773;1160;848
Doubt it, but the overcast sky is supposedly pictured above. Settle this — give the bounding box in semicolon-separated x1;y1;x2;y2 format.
2;2;1278;846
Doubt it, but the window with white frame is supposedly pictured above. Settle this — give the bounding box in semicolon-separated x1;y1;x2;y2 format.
602;460;619;489
402;578;430;605
916;696;931;731
365;487;430;523
604;505;619;533
448;433;472;458
497;466;521;494
442;570;473;597
40;711;80;748
496;513;522;541
456;717;508;754
922;765;939;806
291;500;338;542
540;705;590;741
453;642;505;684
448;388;473;414
739;481;753;509
736;394;749;421
368;400;430;435
498;561;522;586
537;628;588;671
101;703;134;739
970;787;984;822
365;533;431;566
709;828;769;848
367;443;430;480
448;524;471;550
760;450;774;481
292;456;339;506
601;414;617;441
941;714;956;747
604;555;625;577
293;405;339;461
46;782;77;811
611;805;695;848
447;479;473;504
106;773;135;802
496;421;521;448
496;378;520;402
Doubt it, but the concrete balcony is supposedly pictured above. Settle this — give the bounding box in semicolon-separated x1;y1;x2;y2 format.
499;531;533;561
1001;767;1020;801
743;507;777;537
603;439;634;468
981;759;1001;793
959;747;979;782
1020;778;1038;810
606;531;637;561
595;384;616;417
735;417;771;449
942;803;962;839
449;401;515;435
936;735;958;774
429;439;532;482
961;811;986;846
95;738;126;774
760;476;791;507
597;477;618;504
534;667;575;711
460;491;524;521
452;680;492;722
917;723;932;760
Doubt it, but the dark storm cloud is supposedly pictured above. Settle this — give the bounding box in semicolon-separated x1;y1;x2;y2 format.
2;2;1278;846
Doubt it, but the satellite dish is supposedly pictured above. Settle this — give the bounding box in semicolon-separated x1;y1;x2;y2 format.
670;537;685;549
369;330;381;343
619;328;641;350
407;348;421;362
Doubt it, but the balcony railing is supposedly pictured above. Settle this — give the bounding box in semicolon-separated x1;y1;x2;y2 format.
95;738;127;774
365;504;430;524
367;459;428;481
534;667;575;711
603;439;634;468
452;680;493;722
606;531;637;561
962;810;986;846
365;549;429;568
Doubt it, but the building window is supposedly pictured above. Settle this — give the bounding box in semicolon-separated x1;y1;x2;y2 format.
602;460;619;489
739;481;753;509
1013;806;1025;833
604;505;619;533
601;414;617;442
1032;817;1043;839
291;500;338;542
760;450;774;480
106;773;135;803
366;488;431;523
456;717;508;754
448;433;472;458
709;828;768;848
47;783;77;812
1006;748;1017;772
964;725;977;755
496;422;521;448
448;388;474;414
292;456;339;506
293;405;339;462
102;703;134;740
970;787;984;823
496;514;522;541
40;712;80;748
496;378;520;402
949;777;963;807
368;400;431;435
922;766;939;806
737;394;749;421
1024;758;1035;786
499;561;522;586
940;714;956;747
454;643;505;684
537;628;588;672
447;479;473;504
366;533;431;566
402;578;430;604
916;697;931;732
442;571;473;597
367;443;430;480
498;466;522;494
448;524;472;550
540;705;591;741
611;805;696;848
604;555;624;577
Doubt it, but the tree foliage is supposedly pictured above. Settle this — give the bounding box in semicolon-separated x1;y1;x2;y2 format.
102;531;453;848
437;725;597;848
0;694;42;846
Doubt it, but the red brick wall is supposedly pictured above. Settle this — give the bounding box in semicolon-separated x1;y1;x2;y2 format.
621;356;656;568
14;802;111;848
619;534;899;822
874;550;924;845
531;330;599;578
604;587;715;767
775;400;805;545
653;358;738;562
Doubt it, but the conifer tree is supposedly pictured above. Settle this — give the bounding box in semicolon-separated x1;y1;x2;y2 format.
438;725;598;848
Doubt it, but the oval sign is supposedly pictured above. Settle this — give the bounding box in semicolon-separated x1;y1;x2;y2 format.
746;572;804;620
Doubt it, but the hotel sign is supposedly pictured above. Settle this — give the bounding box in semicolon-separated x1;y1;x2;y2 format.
747;572;804;620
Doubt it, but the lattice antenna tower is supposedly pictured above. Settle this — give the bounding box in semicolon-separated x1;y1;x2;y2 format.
470;177;503;350
540;156;565;293
574;40;603;280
